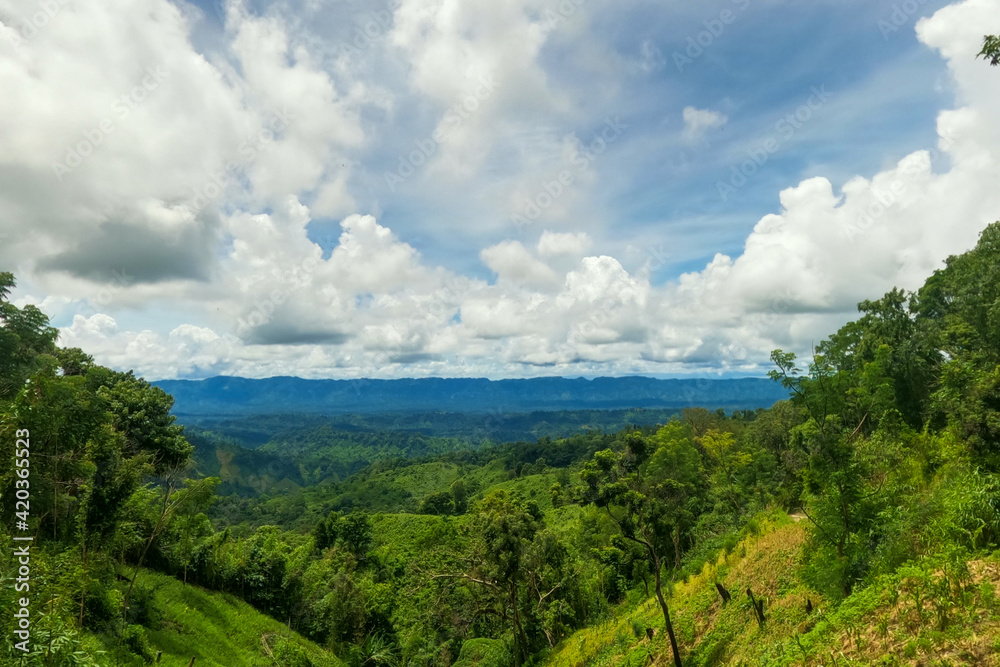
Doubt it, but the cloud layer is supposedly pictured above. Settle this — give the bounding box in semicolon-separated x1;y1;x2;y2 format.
2;0;998;379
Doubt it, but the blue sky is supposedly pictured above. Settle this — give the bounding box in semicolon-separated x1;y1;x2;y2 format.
1;0;998;379
297;0;956;283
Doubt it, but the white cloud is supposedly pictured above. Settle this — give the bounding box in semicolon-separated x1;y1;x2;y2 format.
3;0;1000;380
225;2;364;200
682;106;728;141
537;231;591;257
0;0;369;290
480;240;560;290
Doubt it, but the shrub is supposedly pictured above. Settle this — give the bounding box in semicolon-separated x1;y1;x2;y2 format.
454;638;512;667
121;624;155;663
272;636;314;667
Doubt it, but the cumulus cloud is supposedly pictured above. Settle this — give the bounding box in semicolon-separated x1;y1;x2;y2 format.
537;231;591;258
481;240;560;290
3;0;1000;380
387;0;559;176
0;0;366;289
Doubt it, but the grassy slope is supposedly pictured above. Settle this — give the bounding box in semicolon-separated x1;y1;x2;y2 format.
543;512;1000;667
129;569;342;667
367;461;464;501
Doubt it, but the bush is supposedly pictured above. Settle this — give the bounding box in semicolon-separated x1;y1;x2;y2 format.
82;583;122;630
454;638;512;667
801;540;852;602
125;579;158;627
272;636;314;667
121;624;155;663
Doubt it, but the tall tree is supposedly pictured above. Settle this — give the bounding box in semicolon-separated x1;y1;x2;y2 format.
580;431;688;667
913;222;1000;467
88;368;192;473
0;272;58;398
466;490;542;666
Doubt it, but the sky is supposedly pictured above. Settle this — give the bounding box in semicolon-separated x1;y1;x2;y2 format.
1;0;999;380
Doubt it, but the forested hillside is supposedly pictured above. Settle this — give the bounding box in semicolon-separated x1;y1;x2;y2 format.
4;221;1000;666
180;409;733;496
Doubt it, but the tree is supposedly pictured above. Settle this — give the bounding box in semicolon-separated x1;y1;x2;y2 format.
340;512;374;562
88;368;192;473
56;347;94;377
768;347;885;596
472;490;542;665
313;510;373;562
913;222;1000;467
696;429;748;516
451;479;469;514
980;35;1000;66
438;490;544;666
767;284;936;596
740;401;806;507
523;528;578;648
160;478;219;584
648;423;708;569
121;475;217;623
1;367;110;542
0;272;58;398
580;431;686;667
419;491;455;516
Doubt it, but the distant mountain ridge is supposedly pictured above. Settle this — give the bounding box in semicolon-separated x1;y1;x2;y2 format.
154;376;789;416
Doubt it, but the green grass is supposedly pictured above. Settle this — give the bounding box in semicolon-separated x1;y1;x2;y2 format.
541;511;1000;667
461;459;511;497
541;511;817;667
371;513;460;553
484;472;561;511
130;569;342;667
369;461;462;500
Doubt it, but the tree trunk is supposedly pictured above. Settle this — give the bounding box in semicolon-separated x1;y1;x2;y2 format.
78;539;88;627
746;588;765;627
511;584;529;666
652;555;682;667
123;481;175;629
672;526;682;572
714;582;731;605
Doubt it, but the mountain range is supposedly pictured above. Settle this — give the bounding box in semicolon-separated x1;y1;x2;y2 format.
154;375;789;416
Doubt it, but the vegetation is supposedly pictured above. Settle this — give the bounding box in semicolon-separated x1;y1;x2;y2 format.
981;34;1000;66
